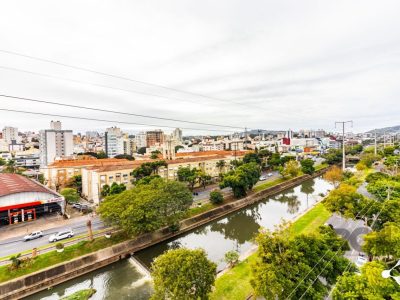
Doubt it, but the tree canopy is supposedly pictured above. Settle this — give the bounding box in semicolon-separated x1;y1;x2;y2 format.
219;162;261;198
300;158;315;175
280;160;301;178
60;188;80;203
131;161;167;180
98;178;193;235
150;248;217;300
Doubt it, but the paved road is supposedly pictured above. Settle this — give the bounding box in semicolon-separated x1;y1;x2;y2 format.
326;213;371;264
0;217;105;258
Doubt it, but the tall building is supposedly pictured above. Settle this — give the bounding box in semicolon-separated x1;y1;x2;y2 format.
2;126;19;143
39;121;73;166
135;132;147;149
105;127;122;158
146;130;164;147
172;128;183;142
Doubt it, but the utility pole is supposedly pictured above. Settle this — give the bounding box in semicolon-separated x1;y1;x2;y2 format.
244;127;248;150
335;121;353;171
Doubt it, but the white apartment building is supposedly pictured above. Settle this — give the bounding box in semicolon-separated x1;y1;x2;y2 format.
135;132;147;149
105;127;122;158
39;121;73;166
2;126;19;143
172;128;183;142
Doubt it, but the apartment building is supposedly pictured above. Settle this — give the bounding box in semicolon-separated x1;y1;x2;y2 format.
2;126;19;143
39;121;73;166
146;130;164;147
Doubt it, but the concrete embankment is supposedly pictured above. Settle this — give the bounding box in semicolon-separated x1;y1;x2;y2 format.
0;168;329;300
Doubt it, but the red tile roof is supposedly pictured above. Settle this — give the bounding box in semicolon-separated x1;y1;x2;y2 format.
0;174;57;197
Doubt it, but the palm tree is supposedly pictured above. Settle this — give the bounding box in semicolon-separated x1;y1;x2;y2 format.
10;253;22;269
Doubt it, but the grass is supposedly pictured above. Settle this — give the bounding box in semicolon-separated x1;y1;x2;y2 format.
315;163;329;171
253;178;286;192
211;202;332;300
187;202;218;217
0;232;128;283
61;288;96;300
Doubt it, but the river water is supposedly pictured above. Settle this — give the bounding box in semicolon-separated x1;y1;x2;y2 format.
26;177;332;300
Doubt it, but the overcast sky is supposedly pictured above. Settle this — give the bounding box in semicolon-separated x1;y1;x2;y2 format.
0;0;399;135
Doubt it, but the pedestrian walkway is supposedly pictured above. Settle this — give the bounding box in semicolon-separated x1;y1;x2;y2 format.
0;214;95;240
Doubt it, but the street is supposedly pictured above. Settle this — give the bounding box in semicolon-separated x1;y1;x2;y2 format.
0;216;105;258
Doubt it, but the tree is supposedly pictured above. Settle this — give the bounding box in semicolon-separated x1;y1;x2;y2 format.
209;190;223;204
220;162;261;198
135;175;161;186
3;159;16;173
224;250;239;268
60;188;80;204
98;178;193;235
150;150;161;159
114;154;135;161
101;184;110;197
359;152;379;168
268;153;282;168
9;253;22;270
216;160;226;176
137;147;147;155
151;248;217;300
109;182;126;195
367;179;400;200
384;155;400;176
198;172;212;189
65;175;82;194
243;153;262;165
362;222;400;260
280;160;301;178
251;225;351;300
300;159;315;175
383;146;396;157
332;261;400;299
0;158;5;166
323;148;342;165
131;161;167;180
96;151;108;159
323;165;343;188
175;145;184;153
177;167;200;191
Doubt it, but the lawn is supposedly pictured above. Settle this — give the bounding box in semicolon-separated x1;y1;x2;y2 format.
253;178;286;192
210;202;332;300
0;232;128;283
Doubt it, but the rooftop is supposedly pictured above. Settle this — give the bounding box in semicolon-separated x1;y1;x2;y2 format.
0;174;58;197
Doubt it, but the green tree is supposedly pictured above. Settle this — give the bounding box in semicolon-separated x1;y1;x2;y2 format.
362;222;400;260
175;145;184;153
96;151;108;159
367;179;400;200
60;188;80;203
3;159;16;173
268;153;282;168
332;261;400;299
300;159;315;175
101;184;110;197
150;248;217;300
280;160;301;178
137;147;147;155
0;158;5;166
109;182;126;195
323;165;343;188
209;190;223;204
150;150;161;159
323;148;342;165
177;167;200;191
65;175;82;194
9;253;22;270
384;155;400;176
131;161;167;180
198;171;212;189
224;250;239;268
359;152;380;168
384;146;396;157
216;160;226;176
98;178;192;235
114;154;135;161
220;162;261;198
252;225;351;300
135;175;161;185
243;153;262;165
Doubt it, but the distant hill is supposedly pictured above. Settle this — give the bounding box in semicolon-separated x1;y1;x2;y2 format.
366;125;400;135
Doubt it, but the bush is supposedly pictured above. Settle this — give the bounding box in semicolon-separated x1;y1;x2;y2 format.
60;188;80;204
55;243;64;250
209;190;224;204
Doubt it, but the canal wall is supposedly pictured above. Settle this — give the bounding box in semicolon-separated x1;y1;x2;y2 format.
0;167;329;300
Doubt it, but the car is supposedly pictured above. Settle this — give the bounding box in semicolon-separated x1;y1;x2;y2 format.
267;173;273;177
356;254;368;267
48;229;74;242
259;176;267;181
24;231;43;241
72;203;90;211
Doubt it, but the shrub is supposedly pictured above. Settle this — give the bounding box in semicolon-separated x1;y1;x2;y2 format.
55;243;64;250
209;190;224;204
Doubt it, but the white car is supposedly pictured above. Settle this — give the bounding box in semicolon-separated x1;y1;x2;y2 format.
267;173;273;177
356;255;368;267
48;229;74;242
259;176;267;181
24;231;43;242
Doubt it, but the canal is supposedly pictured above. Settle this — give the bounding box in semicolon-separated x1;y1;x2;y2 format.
26;177;333;300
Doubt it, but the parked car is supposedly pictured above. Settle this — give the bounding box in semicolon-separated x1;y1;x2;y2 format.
48;229;74;242
356;253;368;267
259;176;267;181
72;203;90;211
24;231;43;241
267;173;273;177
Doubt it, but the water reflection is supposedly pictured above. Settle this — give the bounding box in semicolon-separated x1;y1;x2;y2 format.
301;180;315;208
273;188;301;214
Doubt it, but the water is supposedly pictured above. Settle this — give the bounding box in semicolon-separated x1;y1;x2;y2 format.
26;177;332;300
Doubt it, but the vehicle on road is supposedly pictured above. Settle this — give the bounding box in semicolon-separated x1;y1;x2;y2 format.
356;253;368;267
24;231;43;241
72;203;90;211
267;173;273;177
48;229;74;242
259;176;267;181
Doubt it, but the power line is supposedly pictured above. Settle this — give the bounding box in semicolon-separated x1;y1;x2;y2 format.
0;108;238;133
0;49;264;110
0;94;244;130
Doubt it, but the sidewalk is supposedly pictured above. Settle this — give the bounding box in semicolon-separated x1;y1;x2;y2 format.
0;214;94;241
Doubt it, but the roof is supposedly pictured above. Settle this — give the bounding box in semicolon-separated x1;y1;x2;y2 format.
0;174;58;197
176;150;249;158
46;158;129;168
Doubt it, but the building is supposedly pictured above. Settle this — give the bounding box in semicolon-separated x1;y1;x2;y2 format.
146;130;164;147
14;149;41;168
39;121;73;166
135;132;147;149
8;140;24;152
105;127;124;158
172;128;183;142
2;126;19;144
0;174;65;225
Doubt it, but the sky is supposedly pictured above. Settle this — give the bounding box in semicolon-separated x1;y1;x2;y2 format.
0;0;399;135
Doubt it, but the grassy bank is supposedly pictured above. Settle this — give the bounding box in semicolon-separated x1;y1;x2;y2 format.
211;202;332;300
0;232;128;283
62;288;96;300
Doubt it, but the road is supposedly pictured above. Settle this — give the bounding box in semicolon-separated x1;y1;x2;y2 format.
0;216;105;258
326;213;371;264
